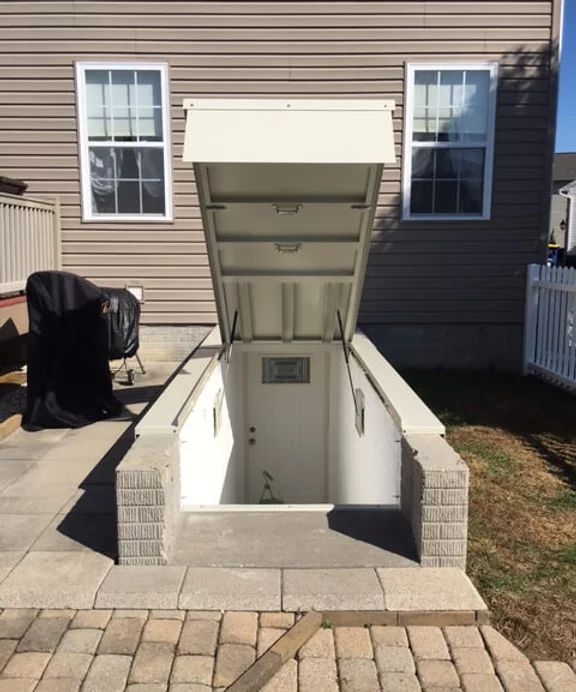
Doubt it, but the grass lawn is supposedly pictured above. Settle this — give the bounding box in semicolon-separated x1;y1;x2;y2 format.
404;370;576;663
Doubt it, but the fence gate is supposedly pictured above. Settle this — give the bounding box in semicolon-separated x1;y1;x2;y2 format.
524;263;576;391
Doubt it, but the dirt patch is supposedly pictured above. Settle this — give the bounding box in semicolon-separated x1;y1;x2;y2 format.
404;371;576;663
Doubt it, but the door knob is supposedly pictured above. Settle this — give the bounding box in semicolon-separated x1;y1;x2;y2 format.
249;426;256;433
249;438;256;445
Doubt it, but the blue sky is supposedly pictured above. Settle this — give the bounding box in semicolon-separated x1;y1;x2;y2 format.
556;0;576;151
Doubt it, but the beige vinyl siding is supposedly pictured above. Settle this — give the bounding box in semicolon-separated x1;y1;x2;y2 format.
0;1;557;326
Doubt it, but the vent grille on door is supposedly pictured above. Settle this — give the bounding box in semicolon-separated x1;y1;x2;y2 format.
262;357;310;384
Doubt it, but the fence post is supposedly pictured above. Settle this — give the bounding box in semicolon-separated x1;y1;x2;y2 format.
523;263;540;375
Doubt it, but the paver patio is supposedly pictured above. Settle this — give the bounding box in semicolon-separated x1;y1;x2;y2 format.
0;609;572;691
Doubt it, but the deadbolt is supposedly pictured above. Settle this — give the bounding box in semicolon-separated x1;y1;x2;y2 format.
249;426;256;433
249;438;256;445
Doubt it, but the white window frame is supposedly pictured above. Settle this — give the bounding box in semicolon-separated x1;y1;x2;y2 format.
402;62;498;222
75;61;173;223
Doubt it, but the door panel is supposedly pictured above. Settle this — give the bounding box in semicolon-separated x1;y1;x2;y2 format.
247;352;326;504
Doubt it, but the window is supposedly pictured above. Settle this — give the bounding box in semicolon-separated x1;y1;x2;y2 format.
76;63;172;221
403;64;497;221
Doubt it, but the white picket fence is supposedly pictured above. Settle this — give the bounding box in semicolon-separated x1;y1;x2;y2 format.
524;263;576;390
0;192;61;295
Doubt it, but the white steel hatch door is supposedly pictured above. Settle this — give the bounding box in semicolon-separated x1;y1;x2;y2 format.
183;98;396;346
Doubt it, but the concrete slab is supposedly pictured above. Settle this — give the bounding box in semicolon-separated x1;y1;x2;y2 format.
0;491;77;515
171;510;418;568
30;513;117;557
66;421;132;440
0;459;34;491
0;551;113;608
179;568;281;611
96;566;186;609
38;437;118;462
377;568;487;612
283;568;385;611
0;551;24;581
0;514;54;551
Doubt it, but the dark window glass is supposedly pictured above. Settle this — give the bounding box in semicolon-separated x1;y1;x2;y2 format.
434;181;458;214
459;179;483;214
412;149;435;178
411;181;434;214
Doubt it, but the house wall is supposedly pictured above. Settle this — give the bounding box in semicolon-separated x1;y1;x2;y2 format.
550;182;569;247
0;1;561;368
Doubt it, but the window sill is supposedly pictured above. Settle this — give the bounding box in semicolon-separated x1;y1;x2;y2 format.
402;214;490;222
81;215;174;224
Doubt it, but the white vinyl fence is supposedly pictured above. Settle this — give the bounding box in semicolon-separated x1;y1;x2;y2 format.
0;192;61;294
524;263;576;390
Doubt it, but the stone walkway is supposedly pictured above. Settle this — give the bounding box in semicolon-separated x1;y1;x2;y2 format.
0;608;574;692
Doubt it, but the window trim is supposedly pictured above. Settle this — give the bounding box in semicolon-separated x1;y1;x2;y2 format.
402;62;498;222
75;61;173;223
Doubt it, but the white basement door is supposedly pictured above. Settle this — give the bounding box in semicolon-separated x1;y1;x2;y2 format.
182;99;396;345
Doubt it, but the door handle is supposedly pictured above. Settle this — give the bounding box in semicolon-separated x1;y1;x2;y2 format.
249;438;256;445
249;426;256;433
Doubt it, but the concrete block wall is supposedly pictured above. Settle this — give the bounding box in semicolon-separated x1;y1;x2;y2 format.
138;325;212;362
401;433;469;569
116;433;179;565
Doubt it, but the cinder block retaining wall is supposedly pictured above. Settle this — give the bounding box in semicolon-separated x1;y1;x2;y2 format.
401;435;468;568
116;433;180;565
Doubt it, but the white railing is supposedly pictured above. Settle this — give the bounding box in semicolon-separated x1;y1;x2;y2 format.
0;192;61;295
524;263;576;390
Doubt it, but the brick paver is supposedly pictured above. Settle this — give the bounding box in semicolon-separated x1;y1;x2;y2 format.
334;627;373;659
58;627;102;653
178;619;219;655
128;642;174;684
97;617;144;655
213;643;256;687
219;611;258;646
0;609;573;690
141;618;182;645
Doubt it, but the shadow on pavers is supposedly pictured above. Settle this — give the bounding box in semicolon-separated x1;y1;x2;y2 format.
53;427;136;560
327;508;419;562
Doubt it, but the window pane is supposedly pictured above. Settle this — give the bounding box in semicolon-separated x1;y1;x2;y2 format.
137;71;162;108
110;71;138;141
434;181;458;214
414;70;438;109
117;180;140;214
141;149;165;213
412;149;435;178
88;146;165;216
457;149;485;178
410;147;485;216
85;70;109;116
413;108;437;142
459;179;484;214
435;150;459;178
137;107;163;141
87;109;112;140
118;148;139;179
411;180;433;214
412;68;491;146
438;70;463;108
89;147;117;214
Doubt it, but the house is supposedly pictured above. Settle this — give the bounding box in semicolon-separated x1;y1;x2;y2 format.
0;1;563;370
550;152;576;252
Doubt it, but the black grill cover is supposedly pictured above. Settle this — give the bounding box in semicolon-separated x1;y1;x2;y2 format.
23;271;122;430
101;287;140;360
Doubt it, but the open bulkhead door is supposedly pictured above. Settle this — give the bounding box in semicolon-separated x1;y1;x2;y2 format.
183;99;396;346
